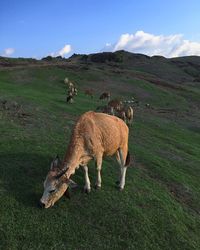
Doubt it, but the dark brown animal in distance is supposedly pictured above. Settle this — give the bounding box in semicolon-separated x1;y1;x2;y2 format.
84;89;94;98
108;98;123;111
40;111;130;208
99;92;111;101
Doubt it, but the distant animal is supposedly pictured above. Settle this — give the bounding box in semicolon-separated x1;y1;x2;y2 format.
64;77;77;94
66;94;74;103
124;106;134;126
66;84;78;104
64;77;73;88
67;85;77;96
145;103;150;108
114;105;134;126
115;110;126;121
108;99;123;111
64;77;69;85
96;105;114;115
40;111;130;208
84;89;94;98
99;92;111;101
70;86;78;96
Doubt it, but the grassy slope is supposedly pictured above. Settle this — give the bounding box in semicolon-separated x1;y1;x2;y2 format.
0;62;200;250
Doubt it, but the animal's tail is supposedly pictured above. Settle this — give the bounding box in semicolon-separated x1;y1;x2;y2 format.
125;151;131;166
119;148;131;166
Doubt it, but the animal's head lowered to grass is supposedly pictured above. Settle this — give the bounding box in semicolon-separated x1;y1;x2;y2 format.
40;156;77;208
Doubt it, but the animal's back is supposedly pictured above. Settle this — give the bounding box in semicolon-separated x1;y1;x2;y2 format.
75;111;129;156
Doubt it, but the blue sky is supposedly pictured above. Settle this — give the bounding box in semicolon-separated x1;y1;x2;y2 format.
1;0;200;58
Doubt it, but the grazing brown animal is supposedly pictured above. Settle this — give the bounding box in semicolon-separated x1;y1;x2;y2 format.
99;92;111;101
108;99;123;111
115;110;126;121
40;111;130;208
124;106;134;126
84;89;94;98
96;105;114;115
113;105;134;126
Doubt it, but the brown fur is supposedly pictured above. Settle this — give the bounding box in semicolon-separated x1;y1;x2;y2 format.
99;92;111;100
62;111;129;179
108;99;123;111
124;106;134;126
84;89;94;98
115;106;134;126
40;111;130;208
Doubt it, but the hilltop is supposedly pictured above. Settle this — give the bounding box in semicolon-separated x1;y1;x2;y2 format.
1;50;200;89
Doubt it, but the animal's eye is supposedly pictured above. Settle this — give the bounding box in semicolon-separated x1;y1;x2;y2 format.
49;189;56;194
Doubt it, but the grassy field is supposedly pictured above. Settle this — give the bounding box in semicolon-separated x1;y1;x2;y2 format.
0;56;200;249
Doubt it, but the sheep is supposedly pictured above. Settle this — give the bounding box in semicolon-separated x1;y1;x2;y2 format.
40;111;130;208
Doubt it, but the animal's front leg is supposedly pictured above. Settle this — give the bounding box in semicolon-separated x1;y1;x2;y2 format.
119;166;127;190
82;165;91;193
95;155;102;189
117;148;128;190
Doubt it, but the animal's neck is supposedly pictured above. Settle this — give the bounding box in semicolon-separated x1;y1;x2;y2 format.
62;141;84;179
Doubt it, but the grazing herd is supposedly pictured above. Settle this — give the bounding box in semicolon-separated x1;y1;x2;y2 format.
39;76;135;209
96;99;134;126
64;77;135;127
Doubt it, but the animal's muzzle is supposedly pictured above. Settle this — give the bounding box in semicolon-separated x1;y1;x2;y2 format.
39;201;45;208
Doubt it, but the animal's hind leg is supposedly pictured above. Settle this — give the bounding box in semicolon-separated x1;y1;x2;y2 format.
95;155;103;189
82;165;91;193
118;147;128;190
115;151;122;185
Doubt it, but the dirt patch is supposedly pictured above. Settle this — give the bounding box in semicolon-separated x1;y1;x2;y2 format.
135;163;199;214
167;182;199;214
62;112;76;120
129;71;185;91
0;99;32;125
148;79;184;91
158;149;183;162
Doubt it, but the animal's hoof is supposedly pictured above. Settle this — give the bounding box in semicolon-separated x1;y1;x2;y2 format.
116;185;124;191
83;187;91;194
115;180;120;185
95;184;101;190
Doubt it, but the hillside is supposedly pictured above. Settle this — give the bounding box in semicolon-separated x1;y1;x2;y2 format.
0;51;200;249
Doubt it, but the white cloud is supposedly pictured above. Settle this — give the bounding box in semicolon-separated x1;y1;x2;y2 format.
103;31;200;58
58;44;72;56
1;48;15;57
50;44;72;57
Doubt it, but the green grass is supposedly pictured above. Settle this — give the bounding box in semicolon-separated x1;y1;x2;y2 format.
0;64;200;250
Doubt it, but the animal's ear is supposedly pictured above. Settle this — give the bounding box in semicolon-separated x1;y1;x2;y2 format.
50;155;61;170
64;189;70;199
67;179;78;189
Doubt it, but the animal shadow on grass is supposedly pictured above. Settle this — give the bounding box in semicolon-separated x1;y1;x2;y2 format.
0;153;81;208
0;153;49;208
